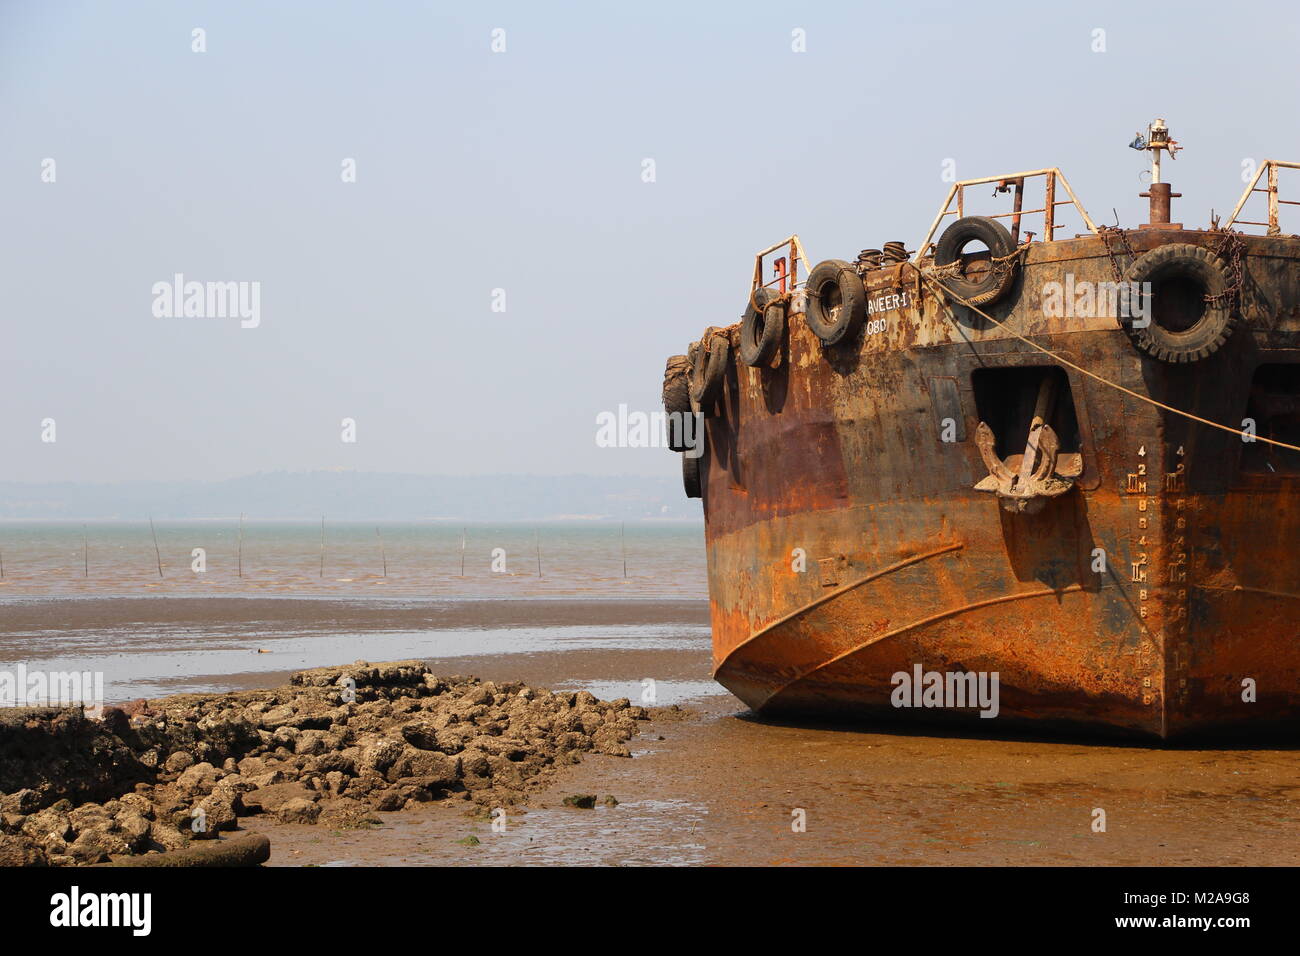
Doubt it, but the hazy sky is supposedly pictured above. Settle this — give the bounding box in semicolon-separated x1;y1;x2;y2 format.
4;0;1298;483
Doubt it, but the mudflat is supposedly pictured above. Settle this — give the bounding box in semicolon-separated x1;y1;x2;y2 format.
3;596;1297;866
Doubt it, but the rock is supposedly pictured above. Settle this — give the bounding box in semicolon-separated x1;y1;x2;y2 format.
67;828;119;863
389;750;459;788
360;739;404;773
213;774;256;796
346;772;385;797
197;790;241;831
554;732;590;754
242;782;317;815
486;757;524;789
0;789;41;815
21;807;72;842
0;834;46;866
246;770;287;790
117;792;155;820
399;721;441;750
457;749;491;779
99;707;131;736
371;788;408;812
260;704;296;729
314;751;356;775
592;727;633;757
68;803;114;834
467;735;528;761
195;713;261;755
433;728;467;754
175;762;220;796
114;810;153;851
120;698;154;718
41;831;69;859
150;824;190;852
236;756;269;777
0;707;151;808
293;730;331;756
0;660;664;860
275;798;321;824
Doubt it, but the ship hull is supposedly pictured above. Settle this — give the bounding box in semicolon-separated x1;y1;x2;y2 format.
698;231;1300;739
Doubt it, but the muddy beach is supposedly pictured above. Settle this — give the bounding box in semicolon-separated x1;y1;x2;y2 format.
2;596;1298;866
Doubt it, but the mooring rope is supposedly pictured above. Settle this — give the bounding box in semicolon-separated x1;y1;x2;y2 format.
910;263;1300;455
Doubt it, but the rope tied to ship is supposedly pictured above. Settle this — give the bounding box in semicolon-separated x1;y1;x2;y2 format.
921;242;1030;284
800;265;862;302
914;265;1300;455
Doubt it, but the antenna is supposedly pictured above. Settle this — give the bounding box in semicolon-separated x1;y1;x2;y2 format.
1132;118;1183;228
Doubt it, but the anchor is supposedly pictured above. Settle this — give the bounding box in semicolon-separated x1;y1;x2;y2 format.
974;373;1083;513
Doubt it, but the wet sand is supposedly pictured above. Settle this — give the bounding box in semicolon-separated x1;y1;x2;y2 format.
4;596;1298;866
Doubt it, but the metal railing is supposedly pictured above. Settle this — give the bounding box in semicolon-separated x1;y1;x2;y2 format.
1226;160;1300;235
913;168;1098;262
751;234;814;298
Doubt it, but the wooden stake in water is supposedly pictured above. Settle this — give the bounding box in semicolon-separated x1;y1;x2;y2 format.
460;527;466;577
535;529;542;577
621;521;627;579
376;527;387;578
83;525;88;578
319;516;325;578
237;513;244;578
150;516;163;578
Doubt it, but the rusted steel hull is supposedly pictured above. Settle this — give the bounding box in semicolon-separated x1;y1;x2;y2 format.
696;231;1300;739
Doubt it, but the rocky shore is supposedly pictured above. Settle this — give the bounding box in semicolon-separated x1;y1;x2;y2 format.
0;660;655;866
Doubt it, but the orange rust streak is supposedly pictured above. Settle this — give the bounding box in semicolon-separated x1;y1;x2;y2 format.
753;583;1088;709
1195;584;1300;602
710;540;965;677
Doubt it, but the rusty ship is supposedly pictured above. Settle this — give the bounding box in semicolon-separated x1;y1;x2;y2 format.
663;120;1300;739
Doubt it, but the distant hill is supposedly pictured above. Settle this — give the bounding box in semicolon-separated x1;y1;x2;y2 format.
0;472;703;522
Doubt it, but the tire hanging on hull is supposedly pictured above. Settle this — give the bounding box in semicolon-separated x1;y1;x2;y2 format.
739;288;785;367
689;330;729;413
805;259;866;347
1120;242;1235;363
662;352;692;452
933;215;1019;307
681;451;701;498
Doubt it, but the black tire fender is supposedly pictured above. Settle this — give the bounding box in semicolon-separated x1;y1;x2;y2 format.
689;329;729;412
1121;242;1235;363
934;215;1018;307
682;451;702;498
805;259;866;347
739;288;785;367
662;353;693;451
